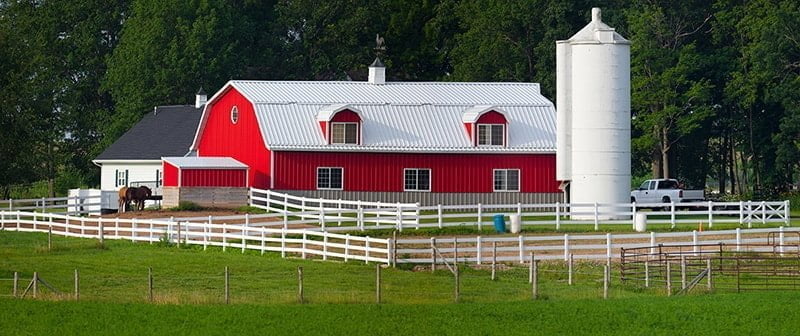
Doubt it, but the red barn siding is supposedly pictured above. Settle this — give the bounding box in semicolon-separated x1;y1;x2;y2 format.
196;87;269;188
181;169;247;187
273;152;559;193
163;162;179;187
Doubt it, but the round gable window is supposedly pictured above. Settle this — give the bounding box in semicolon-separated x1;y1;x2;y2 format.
230;106;239;124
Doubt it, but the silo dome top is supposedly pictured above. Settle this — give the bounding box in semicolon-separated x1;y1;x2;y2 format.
559;8;629;45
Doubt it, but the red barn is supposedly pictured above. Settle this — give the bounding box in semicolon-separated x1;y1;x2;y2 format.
188;62;561;205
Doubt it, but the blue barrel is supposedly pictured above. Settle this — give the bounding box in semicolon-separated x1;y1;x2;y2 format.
493;214;506;233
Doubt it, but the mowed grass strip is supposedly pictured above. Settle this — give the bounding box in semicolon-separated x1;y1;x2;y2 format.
1;292;799;335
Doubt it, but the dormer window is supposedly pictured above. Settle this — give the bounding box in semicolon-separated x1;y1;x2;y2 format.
316;104;363;145
478;124;505;146
331;122;358;144
462;105;508;147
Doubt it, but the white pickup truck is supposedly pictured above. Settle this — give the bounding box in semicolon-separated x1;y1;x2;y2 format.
630;179;705;204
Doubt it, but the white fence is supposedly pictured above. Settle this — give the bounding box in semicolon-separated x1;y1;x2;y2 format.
0;195;102;216
0;211;391;264
248;189;791;232
395;227;800;263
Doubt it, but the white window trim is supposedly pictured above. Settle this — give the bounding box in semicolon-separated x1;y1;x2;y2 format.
117;170;128;187
403;168;432;192
477;124;506;147
316;167;344;190
330;122;359;145
492;169;520;192
230;105;239;124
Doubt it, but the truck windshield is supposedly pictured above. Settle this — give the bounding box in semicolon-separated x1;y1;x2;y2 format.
657;180;679;189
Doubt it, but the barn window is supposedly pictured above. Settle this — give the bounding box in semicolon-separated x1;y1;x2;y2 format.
331;123;358;144
478;124;505;146
317;167;343;190
493;169;519;192
156;169;163;187
117;170;128;187
230;106;239;124
404;168;431;192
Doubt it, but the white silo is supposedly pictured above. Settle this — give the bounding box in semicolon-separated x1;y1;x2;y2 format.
556;8;630;219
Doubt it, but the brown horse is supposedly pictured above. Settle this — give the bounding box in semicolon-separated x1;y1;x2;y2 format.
118;187;131;213
126;186;153;211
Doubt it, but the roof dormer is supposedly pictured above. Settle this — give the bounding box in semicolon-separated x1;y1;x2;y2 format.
462;105;508;147
316;104;363;145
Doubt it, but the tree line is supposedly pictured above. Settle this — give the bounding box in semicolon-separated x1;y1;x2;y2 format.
0;0;797;198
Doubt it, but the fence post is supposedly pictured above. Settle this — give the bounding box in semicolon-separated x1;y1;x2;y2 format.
322;232;328;261
568;253;574;285
555;202;561;230
203;224;208;251
40;197;45;213
13;271;18;297
392;231;397;267
603;265;609;299
670;201;676;228
224;266;230;304
437;204;443;229
692;230;698;256
454;264;460;303
785;200;791;227
532;254;539;300
48;226;52;251
395;202;403;232
644;261;650;288
283;202;289;230
476;203;484;231
319;201;326;230
280;230;287;258
454;237;458;264
707;201;714;228
606;233;612;259
761;201;766;225
650;232;656;254
747;200;753;228
365;237;370;264
680;256;687;290
736;228;741;251
301;231;307;259
148;267;154;302
357;201;364;231
32;272;38;298
476;236;482;265
222;223;227;252
665;262;672;296
706;258;713;290
779;226;785;255
593;202;599;231
429;238;437;273
297;266;304;304
491;242;497;281
739;201;744;225
344;234;350;262
518;235;524;263
74;269;79;300
241;221;246;253
563;234;570;261
375;264;381;304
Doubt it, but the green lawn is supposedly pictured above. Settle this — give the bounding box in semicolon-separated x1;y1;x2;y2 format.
1;292;799;335
2;230;800;334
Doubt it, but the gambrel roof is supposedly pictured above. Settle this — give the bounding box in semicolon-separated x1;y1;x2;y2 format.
192;80;556;153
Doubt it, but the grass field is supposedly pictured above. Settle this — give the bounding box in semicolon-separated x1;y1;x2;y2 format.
2;292;799;335
2;230;800;334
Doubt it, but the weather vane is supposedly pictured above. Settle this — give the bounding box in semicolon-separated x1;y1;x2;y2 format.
375;34;387;58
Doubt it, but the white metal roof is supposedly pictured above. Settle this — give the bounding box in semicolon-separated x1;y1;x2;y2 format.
194;80;556;153
162;157;248;169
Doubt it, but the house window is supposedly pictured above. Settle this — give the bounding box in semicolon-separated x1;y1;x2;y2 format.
156;170;163;187
404;168;431;192
317;167;343;190
331;123;358;144
231;106;239;124
117;170;128;187
478;124;505;146
493;169;520;192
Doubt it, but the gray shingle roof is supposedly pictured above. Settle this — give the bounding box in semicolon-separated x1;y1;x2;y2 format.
95;105;202;160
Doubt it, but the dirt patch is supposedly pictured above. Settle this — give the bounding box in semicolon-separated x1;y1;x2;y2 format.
100;209;257;220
